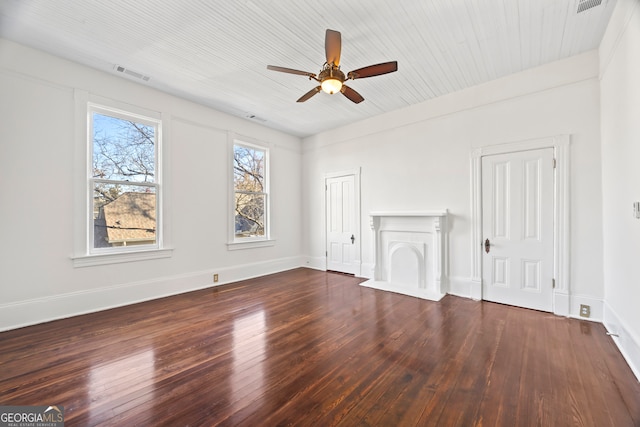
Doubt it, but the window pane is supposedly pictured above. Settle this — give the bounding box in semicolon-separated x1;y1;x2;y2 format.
235;193;265;238
93;112;156;183
234;145;264;192
93;183;157;248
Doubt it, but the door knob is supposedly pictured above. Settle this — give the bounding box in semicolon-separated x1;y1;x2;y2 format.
484;238;491;253
351;234;355;244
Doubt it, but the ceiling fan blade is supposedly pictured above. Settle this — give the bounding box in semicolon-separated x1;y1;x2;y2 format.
297;86;321;102
341;85;364;104
267;65;316;78
348;61;398;79
325;29;341;66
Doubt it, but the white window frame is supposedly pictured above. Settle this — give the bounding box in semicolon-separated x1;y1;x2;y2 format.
72;91;172;267
227;134;274;250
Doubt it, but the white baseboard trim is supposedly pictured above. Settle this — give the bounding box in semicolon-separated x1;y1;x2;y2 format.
447;276;476;299
302;255;326;272
0;256;305;332
553;291;570;317
360;263;375;280
449;281;602;322
302;257;374;279
567;294;603;322
603;302;640;383
360;280;445;302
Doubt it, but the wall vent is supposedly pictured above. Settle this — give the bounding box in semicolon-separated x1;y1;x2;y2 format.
245;114;267;122
114;65;151;82
577;0;602;13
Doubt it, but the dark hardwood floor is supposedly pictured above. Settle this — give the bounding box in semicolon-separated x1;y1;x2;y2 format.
1;268;639;426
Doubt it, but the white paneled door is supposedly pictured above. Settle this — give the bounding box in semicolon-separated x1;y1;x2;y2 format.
482;148;554;312
326;174;357;275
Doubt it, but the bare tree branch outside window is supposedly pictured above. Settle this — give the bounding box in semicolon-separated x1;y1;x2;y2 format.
234;144;266;238
91;111;158;249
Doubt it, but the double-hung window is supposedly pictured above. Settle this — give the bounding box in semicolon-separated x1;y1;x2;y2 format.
88;104;161;253
231;139;270;247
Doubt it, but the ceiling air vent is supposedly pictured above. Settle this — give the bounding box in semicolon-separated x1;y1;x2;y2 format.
577;0;602;13
114;65;151;82
245;114;267;123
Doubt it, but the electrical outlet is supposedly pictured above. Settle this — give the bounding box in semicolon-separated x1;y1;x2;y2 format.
213;274;219;283
579;304;591;318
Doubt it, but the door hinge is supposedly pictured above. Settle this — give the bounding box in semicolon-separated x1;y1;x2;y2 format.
326;251;328;257
552;278;556;288
553;158;557;169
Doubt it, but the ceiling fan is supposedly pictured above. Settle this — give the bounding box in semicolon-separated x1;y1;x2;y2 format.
267;29;398;104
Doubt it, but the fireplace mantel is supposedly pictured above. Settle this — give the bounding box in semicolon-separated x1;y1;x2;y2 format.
361;210;448;301
369;210;448;218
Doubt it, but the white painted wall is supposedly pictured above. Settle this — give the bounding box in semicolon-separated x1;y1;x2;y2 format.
599;0;640;380
0;39;303;330
302;50;605;318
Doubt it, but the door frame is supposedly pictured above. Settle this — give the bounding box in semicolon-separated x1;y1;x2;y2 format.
324;168;361;276
470;135;570;315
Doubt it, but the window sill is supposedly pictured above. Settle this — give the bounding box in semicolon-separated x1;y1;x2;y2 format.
72;248;173;268
227;239;276;251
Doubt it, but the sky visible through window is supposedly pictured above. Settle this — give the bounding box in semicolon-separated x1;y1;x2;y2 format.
92;113;155;183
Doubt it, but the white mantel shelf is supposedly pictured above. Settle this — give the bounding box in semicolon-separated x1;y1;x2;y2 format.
362;210;448;302
369;210;448;217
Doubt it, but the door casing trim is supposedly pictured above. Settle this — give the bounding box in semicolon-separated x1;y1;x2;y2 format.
470;135;570;315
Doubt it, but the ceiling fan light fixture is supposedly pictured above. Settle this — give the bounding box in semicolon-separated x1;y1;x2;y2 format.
267;29;397;103
321;78;343;94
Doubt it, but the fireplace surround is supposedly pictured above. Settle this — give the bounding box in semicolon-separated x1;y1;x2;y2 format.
361;211;448;301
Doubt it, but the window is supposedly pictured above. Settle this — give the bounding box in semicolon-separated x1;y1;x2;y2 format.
232;140;270;244
89;104;161;253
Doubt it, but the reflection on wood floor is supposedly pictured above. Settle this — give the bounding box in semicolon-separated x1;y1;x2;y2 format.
1;268;639;426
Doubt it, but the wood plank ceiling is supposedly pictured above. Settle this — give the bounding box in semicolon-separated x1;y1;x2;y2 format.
0;0;616;137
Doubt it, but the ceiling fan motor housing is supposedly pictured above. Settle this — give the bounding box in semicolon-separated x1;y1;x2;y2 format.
319;65;345;80
318;65;345;94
